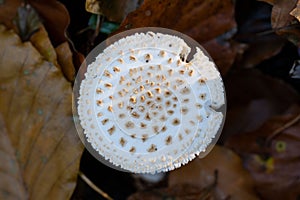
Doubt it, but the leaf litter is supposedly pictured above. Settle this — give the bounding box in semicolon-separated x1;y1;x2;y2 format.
1;0;300;199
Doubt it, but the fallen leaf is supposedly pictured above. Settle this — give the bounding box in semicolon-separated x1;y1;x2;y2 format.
168;146;259;200
261;0;300;46
55;42;76;82
290;0;300;22
0;0;20;33
234;1;286;68
0;115;28;200
128;184;214;200
85;0;141;23
225;106;300;200
30;25;76;82
30;25;58;66
0;0;80;82
221;69;300;141
0;24;83;199
116;0;243;75
128;146;258;200
14;3;40;41
0;0;70;46
28;0;71;46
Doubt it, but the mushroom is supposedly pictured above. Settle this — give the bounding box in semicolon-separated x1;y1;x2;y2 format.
77;30;225;174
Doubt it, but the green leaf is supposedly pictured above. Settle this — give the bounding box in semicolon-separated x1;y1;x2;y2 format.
100;21;119;34
88;14;98;30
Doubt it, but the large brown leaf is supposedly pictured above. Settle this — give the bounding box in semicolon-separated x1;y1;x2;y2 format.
116;0;243;75
168;146;258;200
221;69;300;141
0;24;83;199
128;146;258;200
225;106;300;199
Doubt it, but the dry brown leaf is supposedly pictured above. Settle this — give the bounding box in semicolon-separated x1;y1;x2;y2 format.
128;184;214;200
221;69;300;140
128;146;258;200
28;0;70;46
168;146;259;200
261;0;300;46
290;0;300;21
29;25;58;66
85;0;141;23
0;24;83;199
0;0;20;33
234;2;286;68
55;42;76;82
30;25;76;82
116;0;243;75
0;0;79;83
0;115;28;200
0;0;70;46
225;106;300;200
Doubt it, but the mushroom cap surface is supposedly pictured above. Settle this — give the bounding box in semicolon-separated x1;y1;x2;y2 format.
75;28;226;173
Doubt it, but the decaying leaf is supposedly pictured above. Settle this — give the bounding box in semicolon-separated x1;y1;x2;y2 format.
0;24;83;199
116;0;243;75
29;25;76;82
55;42;76;82
290;0;300;22
14;4;40;41
128;146;258;200
0;0;20;33
29;25;58;66
28;0;71;46
225;106;300;199
234;1;286;68
261;0;300;46
168;146;259;200
221;69;300;140
0;0;79;82
0;115;28;200
85;0;141;23
128;184;214;200
0;0;70;46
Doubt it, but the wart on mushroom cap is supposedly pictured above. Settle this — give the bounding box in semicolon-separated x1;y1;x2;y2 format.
77;30;225;174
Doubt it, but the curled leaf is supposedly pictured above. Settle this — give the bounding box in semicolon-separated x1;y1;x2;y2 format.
29;25;58;66
55;42;76;82
0;0;79;82
234;1;286;68
14;4;40;41
290;0;300;22
85;0;141;23
261;0;300;46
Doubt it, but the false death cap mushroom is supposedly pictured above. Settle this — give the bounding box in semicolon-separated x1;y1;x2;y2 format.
74;28;226;174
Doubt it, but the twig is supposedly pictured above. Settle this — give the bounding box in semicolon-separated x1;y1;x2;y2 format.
79;171;114;200
256;23;300;36
266;113;300;145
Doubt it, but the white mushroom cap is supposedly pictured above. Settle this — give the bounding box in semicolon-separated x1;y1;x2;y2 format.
76;29;225;173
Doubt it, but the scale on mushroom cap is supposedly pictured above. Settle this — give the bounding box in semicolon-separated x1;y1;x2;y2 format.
73;27;226;174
